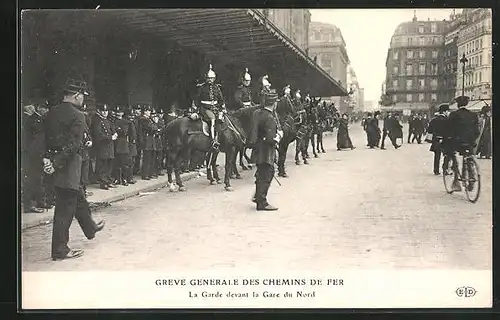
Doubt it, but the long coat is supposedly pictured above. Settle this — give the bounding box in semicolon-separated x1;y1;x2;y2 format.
43;102;85;191
427;114;449;152
337;118;353;149
114;117;131;155
91;114;115;159
128;117;138;157
234;85;253;110
82;113;92;161
139;116;157;151
248;108;278;165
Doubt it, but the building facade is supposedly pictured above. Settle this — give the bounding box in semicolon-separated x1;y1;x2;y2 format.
455;8;492;100
260;9;311;52
308;21;349;91
358;88;365;112
442;11;465;104
383;13;448;113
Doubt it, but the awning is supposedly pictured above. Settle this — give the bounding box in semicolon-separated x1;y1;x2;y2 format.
101;9;347;97
449;99;492;112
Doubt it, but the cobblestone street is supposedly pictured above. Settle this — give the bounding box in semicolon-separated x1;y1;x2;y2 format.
21;124;492;272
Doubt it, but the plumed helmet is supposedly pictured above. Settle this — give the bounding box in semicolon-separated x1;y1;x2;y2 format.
206;64;216;78
283;85;291;94
295;89;301;99
243;68;251;81
262;75;271;88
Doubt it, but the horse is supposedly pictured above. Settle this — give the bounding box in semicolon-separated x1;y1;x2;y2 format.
275;95;298;177
164;109;247;192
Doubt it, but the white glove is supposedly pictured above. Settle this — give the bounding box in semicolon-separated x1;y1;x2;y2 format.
277;130;284;139
274;133;281;143
112;133;118;140
85;140;92;147
42;158;55;175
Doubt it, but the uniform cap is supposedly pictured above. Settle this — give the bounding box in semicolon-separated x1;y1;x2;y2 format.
114;105;125;113
142;105;152;112
206;64;216;78
63;78;89;96
96;103;109;111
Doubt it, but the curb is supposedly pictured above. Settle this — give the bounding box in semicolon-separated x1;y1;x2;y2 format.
21;171;200;231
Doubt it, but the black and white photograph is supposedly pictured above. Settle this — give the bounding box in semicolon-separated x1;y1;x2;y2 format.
20;8;492;309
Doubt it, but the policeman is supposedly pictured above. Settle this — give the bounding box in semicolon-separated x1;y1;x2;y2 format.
124;106;137;184
140;105;155;180
42;78;104;261
248;88;283;211
195;64;226;149
91;103;117;190
132;105;143;175
151;109;162;177
112;105;132;185
427;103;450;175
234;68;254;110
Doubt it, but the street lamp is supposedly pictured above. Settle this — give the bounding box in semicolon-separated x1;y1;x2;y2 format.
460;53;468;96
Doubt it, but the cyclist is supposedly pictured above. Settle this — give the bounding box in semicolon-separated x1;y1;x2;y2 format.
444;96;481;192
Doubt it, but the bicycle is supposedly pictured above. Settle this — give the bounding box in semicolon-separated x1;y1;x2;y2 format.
442;146;481;203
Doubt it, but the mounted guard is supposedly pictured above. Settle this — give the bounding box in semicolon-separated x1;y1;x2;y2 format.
195;63;227;150
258;75;273;107
234;68;254;110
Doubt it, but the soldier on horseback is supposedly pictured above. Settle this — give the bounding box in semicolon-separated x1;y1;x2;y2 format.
234;68;254;110
195;63;227;150
258;75;273;107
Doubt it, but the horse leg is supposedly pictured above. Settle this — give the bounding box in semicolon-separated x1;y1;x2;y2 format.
166;148;177;192
212;151;222;184
311;133;318;158
176;147;189;191
231;148;241;179
206;151;215;184
243;148;253;169
239;148;248;170
224;147;235;191
302;137;309;164
278;141;289;177
295;139;301;165
320;132;326;153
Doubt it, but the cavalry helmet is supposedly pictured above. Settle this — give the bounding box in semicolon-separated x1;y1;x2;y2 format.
206;64;216;78
261;75;271;88
242;68;251;81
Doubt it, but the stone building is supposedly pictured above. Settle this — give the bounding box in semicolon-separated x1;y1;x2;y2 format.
260;9;311;51
455;8;492;101
383;12;448;113
443;10;466;104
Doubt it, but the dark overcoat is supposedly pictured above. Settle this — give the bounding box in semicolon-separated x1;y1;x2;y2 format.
248;108;278;165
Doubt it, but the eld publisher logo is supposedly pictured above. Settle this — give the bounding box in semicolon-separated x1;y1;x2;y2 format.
456;287;477;298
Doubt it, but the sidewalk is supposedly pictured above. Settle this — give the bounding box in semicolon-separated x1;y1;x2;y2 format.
21;171;201;231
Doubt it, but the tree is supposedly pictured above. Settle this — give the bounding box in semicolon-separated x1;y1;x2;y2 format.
378;93;394;107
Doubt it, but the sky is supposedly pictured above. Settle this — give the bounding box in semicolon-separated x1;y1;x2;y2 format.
310;9;464;103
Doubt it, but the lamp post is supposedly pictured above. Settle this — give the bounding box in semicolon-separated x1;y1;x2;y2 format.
460;53;468;96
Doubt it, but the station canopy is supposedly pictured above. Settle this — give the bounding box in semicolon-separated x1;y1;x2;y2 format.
103;9;348;97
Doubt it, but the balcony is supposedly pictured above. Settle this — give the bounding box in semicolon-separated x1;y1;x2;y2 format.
458;26;492;43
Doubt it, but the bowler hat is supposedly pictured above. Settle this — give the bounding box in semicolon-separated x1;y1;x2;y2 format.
63;78;89;96
455;95;470;107
481;105;491;114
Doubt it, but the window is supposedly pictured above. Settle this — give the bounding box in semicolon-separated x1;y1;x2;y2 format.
393;66;399;74
480;39;483;48
418;26;424;33
479;71;482;82
467;43;470;53
322;55;332;67
419;78;425;88
480;55;483;66
393;51;399;60
431;23;437;32
431;93;437;101
431;63;438;75
392;95;397;102
418;93;425;102
406;79;413;90
392;79;398;88
419;50;425;59
407;50;413;59
419;37;425;46
408;37;413;46
406;64;413;75
474;72;478;83
431;78;438;89
432;50;438;58
406;94;412;102
314;31;321;40
419;63;425;75
475;40;479;51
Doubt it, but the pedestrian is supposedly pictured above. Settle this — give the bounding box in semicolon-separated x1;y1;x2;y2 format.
124;106;138;184
426;104;450;175
140;105;155;180
477;105;491;159
336;113;355;150
422;113;430;134
363;113;371;146
21;102;46;213
42;79;105;261
366;111;381;148
248;87;282;211
407;113;416;143
91;103;117;190
411;113;424;144
112;105;132;185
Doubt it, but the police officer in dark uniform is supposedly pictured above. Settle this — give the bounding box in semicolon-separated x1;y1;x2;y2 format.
195;64;227;149
151;109;162;177
112;105;132;185
140;105;155;180
42;79;104;261
125;106;138;184
248;88;283;211
156;108;166;175
80;103;93;197
427;104;450;175
132;105;143;175
91;103;117;190
234;68;254;110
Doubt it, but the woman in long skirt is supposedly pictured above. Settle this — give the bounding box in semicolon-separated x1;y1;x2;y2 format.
337;113;355;150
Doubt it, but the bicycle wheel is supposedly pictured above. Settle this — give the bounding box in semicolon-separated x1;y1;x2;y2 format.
443;155;456;194
464;157;481;203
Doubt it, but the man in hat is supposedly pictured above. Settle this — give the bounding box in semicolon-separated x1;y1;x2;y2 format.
91;103;117;190
234;68;254;110
132;105;143;175
444;95;481;191
124;106;138;184
477;105;491;159
195;63;226;149
139;105;156;180
248;88;283;211
111;105;132;185
427;103;450;175
42;78;105;261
